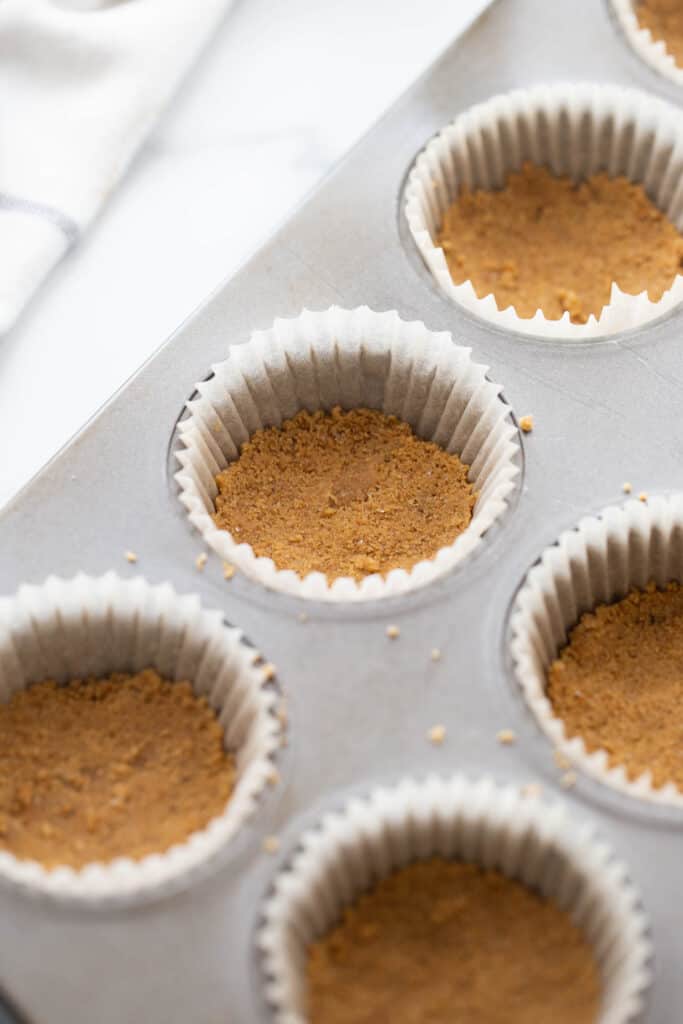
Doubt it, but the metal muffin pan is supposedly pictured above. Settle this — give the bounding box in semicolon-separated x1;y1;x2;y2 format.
1;0;683;1019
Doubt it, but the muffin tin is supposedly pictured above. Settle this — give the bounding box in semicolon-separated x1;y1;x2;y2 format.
2;0;683;1019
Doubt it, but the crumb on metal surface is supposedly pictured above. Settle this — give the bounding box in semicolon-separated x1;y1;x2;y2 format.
496;729;516;745
638;491;648;503
553;749;571;771
124;551;138;564
430;648;442;662
262;663;277;682
386;624;400;639
622;482;632;494
297;611;308;624
262;835;280;854
195;552;208;572
560;771;577;789
222;562;236;580
519;415;534;433
266;768;280;787
520;782;542;798
428;724;446;745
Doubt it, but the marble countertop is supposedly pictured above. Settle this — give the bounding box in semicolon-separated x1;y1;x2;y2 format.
0;0;488;512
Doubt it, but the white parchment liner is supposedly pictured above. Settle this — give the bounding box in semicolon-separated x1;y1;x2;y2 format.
175;306;520;602
510;494;683;806
405;82;683;339
612;1;683;88
0;573;281;904
258;776;651;1023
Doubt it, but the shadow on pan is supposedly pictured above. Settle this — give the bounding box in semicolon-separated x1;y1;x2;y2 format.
0;989;31;1024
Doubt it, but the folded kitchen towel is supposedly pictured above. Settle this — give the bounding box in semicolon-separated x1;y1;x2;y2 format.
0;0;234;334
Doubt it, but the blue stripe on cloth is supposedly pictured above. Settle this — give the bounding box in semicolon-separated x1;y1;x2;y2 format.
0;193;80;246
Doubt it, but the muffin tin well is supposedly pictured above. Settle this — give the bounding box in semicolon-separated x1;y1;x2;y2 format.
510;494;683;809
259;777;651;1024
1;0;683;1021
174;306;521;601
404;81;683;339
0;574;282;904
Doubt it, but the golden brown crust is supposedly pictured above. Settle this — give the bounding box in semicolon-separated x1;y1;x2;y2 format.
307;858;600;1023
548;581;683;789
213;407;475;582
437;162;683;323
0;669;236;868
637;0;683;67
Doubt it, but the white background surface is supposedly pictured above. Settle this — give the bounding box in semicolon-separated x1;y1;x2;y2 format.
0;0;488;512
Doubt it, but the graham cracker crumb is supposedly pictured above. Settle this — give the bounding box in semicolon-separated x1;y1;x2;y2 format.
520;782;542;798
496;729;517;745
430;648;442;662
560;772;577;790
212;407;475;583
553;750;572;772
262;834;280;854
436;161;683;323
0;670;236;869
548;581;683;790
427;724;446;745
638;491;648;503
307;859;600;1023
261;663;277;682
124;550;138;564
622;482;633;494
195;552;208;572
519;415;534;433
222;562;236;580
386;624;400;640
266;768;280;787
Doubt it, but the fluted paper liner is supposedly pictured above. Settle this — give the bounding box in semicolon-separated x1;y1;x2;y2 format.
511;494;683;806
258;776;651;1023
0;573;281;903
174;306;520;601
612;0;683;87
405;82;683;339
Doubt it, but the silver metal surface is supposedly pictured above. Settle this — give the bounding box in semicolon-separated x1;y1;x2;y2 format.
1;1;682;1020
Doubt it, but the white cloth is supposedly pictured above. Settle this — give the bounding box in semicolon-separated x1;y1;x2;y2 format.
0;0;233;334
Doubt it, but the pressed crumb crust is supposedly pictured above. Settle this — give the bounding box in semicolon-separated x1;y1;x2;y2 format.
437;162;683;323
0;669;237;868
548;580;683;790
213;407;475;582
307;859;600;1024
637;0;683;67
